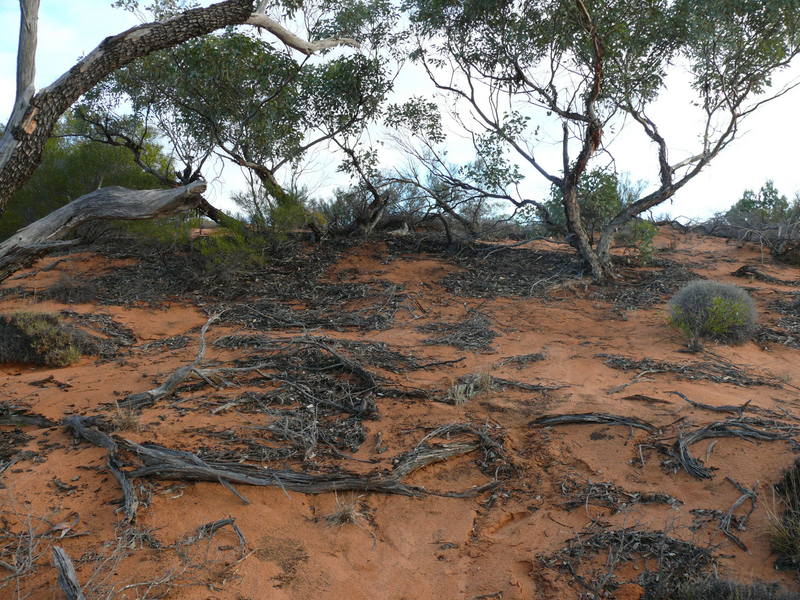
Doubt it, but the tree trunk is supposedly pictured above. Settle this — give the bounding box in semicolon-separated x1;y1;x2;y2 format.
0;0;255;213
561;183;608;280
356;195;386;236
0;182;207;282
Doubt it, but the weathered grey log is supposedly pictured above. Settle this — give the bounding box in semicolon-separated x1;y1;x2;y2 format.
0;408;56;428
108;454;139;523
530;412;657;432
52;546;85;600
672;418;795;479
0;182;206;282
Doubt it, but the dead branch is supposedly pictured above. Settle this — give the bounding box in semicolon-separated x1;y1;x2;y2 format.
311;339;378;388
668;390;752;415
0;407;56;428
732;265;799;287
52;546;85;600
245;14;359;55
491;377;567;392
107;454;138;524
560;477;681;512
0;182;207;282
671;418;795;479
121;313;220;408
179;518;247;557
719;477;757;551
530;413;657;433
65;416;500;500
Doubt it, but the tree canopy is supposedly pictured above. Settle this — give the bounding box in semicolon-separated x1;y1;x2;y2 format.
401;0;800;278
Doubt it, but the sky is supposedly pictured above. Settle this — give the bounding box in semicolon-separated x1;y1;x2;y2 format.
3;2;800;222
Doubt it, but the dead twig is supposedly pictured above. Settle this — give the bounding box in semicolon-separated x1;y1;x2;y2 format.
121;313;221;409
65;416;503;502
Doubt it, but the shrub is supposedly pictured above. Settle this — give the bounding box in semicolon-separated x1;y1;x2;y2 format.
0;312;82;367
668;280;757;349
768;460;800;571
617;218;658;264
447;372;493;405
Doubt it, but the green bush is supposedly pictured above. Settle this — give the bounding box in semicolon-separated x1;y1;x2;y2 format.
192;226;268;273
668;280;757;349
0;312;82;367
543;168;622;243
0;119;169;242
617;219;658;264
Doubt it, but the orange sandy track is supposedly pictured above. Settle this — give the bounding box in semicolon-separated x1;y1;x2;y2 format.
1;230;799;599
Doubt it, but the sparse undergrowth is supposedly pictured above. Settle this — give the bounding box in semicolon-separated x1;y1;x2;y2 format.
769;460;800;572
0;312;82;366
668;280;757;350
659;578;799;600
447;372;493;405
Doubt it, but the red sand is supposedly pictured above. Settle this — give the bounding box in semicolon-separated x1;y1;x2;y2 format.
1;231;799;599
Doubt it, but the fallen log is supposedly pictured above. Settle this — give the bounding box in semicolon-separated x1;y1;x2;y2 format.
530;413;657;433
671;418;795;479
731;265;799;287
0;182;207;282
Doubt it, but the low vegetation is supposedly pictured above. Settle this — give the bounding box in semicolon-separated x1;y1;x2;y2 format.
769;460;800;572
662;578;799;600
668;280;757;351
0;312;82;367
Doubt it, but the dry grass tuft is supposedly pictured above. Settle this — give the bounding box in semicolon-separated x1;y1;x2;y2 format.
324;494;368;527
447;372;493;405
111;401;141;432
767;460;800;571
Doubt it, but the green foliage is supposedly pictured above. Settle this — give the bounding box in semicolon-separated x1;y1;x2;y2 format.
728;180;792;224
121;214;269;274
0;127;167;241
668;280;757;349
269;196;311;239
121;215;196;248
405;0;800;269
82;23;392;209
617;219;658;265
544;169;621;243
0;312;82;367
193;227;269;274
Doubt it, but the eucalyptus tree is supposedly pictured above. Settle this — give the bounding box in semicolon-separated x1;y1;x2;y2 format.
0;0;364;214
73;10;395;215
0;0;391;278
404;0;800;279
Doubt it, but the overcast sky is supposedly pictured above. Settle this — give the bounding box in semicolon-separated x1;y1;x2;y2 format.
3;2;800;221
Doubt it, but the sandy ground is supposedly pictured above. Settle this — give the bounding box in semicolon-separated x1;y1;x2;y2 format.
1;229;799;599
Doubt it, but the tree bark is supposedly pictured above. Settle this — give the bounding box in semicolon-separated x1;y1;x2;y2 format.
0;182;207;282
561;182;606;280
